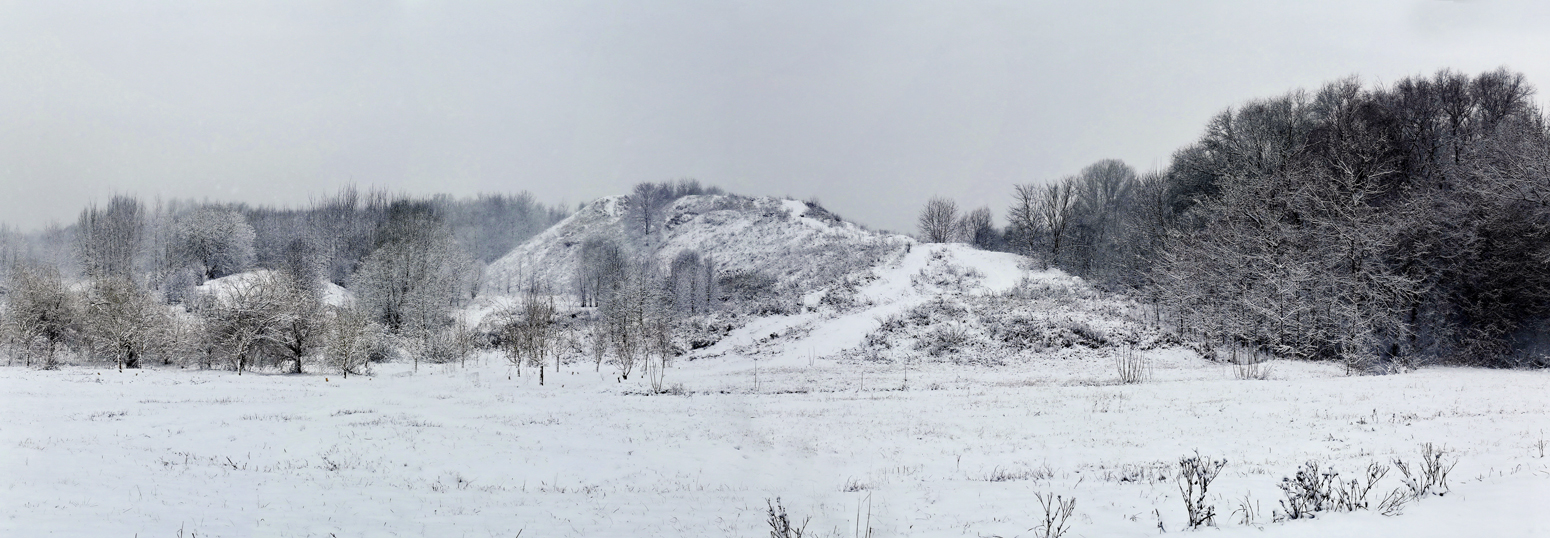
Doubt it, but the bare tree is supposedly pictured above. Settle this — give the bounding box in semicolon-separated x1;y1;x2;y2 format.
3;263;79;368
1069;159;1139;276
172;206;256;281
1007;184;1044;256
668;249;717;316
575;237;626;308
75;195;144;280
630;182;671;238
201;274;286;374
602;268;652;380
264;272;326;374
958;207;998;250
917;196;959;243
500;287;558;384
1038;178;1078;269
323;306;377;378
350;202;474;341
83;277;169;370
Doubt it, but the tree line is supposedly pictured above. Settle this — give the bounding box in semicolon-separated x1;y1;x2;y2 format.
923;68;1550;369
1;187;567;373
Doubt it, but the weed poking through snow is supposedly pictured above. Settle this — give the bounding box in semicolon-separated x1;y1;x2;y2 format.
1032;492;1076;538
1394;443;1456;498
766;497;809;538
1176;451;1226;528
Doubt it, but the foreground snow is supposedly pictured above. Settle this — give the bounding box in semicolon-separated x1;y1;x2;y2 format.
3;353;1548;537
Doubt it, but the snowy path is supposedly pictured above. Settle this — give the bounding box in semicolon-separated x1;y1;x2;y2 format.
700;244;1052;368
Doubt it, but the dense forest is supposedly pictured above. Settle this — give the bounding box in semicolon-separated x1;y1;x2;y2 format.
976;68;1550;369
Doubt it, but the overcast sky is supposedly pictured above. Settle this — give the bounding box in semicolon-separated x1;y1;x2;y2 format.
2;0;1548;233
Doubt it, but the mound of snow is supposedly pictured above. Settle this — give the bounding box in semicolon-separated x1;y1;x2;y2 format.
193;270;277;300
195;270;354;307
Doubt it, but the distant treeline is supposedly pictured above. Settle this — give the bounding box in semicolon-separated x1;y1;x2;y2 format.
972;68;1549;368
3;186;568;290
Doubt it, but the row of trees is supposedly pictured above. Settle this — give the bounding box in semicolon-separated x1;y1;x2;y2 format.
916;197;1000;249
2;265;373;375
979;68;1550;369
3;176;750;376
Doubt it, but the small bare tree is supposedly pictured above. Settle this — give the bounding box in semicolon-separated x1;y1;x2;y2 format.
501;288;558;384
1038;178;1078;269
958;206;998;250
1008;184;1043;256
917;196;959;243
324;306;377;378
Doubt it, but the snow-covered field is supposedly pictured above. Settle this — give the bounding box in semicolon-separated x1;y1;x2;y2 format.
4;353;1548;537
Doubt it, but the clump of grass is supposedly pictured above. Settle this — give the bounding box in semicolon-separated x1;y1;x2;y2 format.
766;497;809;538
982;464;1053;482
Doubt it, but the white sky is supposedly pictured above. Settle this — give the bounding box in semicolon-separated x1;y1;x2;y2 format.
2;0;1548;233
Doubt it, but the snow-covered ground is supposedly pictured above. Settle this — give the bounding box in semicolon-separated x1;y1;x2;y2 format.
3;353;1548;537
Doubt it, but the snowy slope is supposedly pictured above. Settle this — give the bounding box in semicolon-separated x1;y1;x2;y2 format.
694;243;1053;363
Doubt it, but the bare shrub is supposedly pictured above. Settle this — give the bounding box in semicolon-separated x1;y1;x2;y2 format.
1333;461;1389;511
1231;345;1273;380
983;465;1053;483
1033;492;1076;538
1114;345;1151;384
1375;487;1410;515
1176;452;1226;528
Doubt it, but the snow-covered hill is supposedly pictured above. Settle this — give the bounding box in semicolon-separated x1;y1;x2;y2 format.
480;192;1156;366
483;194;902;301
